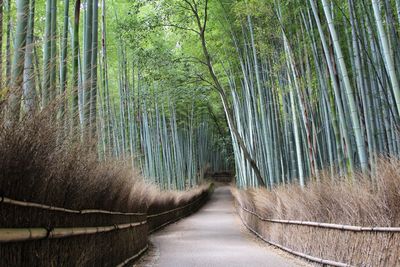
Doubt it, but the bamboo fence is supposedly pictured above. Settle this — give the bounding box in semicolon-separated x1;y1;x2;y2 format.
0;196;146;216
236;200;400;267
0;187;211;266
238;203;400;232
0;192;208;243
237;209;352;267
0;221;146;242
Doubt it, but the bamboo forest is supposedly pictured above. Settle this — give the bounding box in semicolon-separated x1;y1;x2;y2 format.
1;0;400;266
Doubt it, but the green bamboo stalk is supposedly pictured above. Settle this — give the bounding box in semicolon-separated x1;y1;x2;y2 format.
0;0;3;92
49;0;57;102
321;0;368;173
72;0;81;133
90;0;99;140
6;0;29;123
60;0;70;126
83;0;93;134
371;0;400;117
23;0;36;115
5;0;11;89
42;0;52;107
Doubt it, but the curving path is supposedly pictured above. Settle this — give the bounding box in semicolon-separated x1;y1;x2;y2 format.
141;185;306;267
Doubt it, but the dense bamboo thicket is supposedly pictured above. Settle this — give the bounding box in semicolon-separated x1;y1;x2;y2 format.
6;0;400;189
104;0;400;188
0;0;230;191
219;0;400;187
1;0;400;264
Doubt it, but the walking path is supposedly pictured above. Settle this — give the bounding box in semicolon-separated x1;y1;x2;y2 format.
139;185;307;267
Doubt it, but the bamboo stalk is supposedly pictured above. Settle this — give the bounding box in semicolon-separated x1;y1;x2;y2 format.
0;221;146;243
238;202;400;232
6;0;30;123
321;0;369;173
1;196;146;216
0;188;211;243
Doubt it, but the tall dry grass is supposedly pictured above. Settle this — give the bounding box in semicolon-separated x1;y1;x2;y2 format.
0;112;148;214
0;111;209;216
0;112;210;266
237;159;400;227
233;159;400;266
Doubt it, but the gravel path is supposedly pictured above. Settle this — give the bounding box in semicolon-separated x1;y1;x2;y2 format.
140;185;307;267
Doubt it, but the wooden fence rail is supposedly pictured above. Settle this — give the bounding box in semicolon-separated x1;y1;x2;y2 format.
0;221;147;243
1;193;205;219
237;209;352;267
0;193;207;243
236;198;400;267
0;184;212;266
238;202;400;232
0;196;145;216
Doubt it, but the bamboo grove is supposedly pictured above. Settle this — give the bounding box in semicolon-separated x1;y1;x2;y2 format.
1;0;400;190
150;0;400;188
222;0;400;187
0;0;230;190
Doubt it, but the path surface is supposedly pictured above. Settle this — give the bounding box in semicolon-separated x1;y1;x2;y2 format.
143;185;305;267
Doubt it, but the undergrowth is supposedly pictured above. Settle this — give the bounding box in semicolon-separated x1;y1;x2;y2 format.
0;112;207;216
234;158;400;226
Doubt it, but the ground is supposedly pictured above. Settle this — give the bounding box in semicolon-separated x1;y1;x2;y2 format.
135;185;312;267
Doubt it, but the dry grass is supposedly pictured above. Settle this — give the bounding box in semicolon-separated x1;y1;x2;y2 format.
0;111;209;216
240;159;400;227
0;112;210;266
0;114;142;213
147;184;211;231
233;159;400;266
146;184;209;214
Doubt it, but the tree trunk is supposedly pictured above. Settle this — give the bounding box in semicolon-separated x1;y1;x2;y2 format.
0;0;3;92
309;0;354;175
200;30;265;187
42;0;52;107
6;0;30;123
23;0;36;115
321;0;369;173
49;0;57;102
371;0;400;118
72;0;81;133
90;0;99;141
5;0;11;89
60;0;70;129
83;0;93;136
